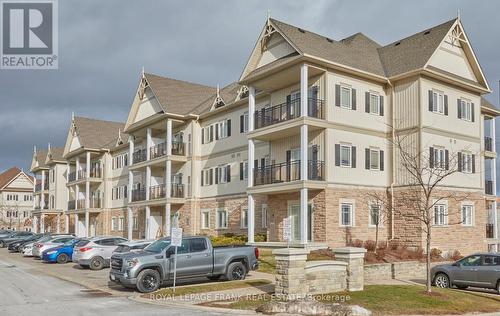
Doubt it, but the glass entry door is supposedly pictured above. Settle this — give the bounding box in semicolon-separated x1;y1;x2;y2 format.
288;203;313;242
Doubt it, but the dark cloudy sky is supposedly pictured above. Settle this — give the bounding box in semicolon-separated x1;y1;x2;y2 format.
1;0;499;175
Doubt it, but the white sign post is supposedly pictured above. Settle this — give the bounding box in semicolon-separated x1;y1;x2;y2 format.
283;216;292;248
170;227;183;293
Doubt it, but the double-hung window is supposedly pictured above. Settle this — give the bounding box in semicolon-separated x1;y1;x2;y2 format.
433;147;445;169
459;99;472;121
217;120;230;139
370;148;380;170
434;204;447;226
201;210;210;229
216;165;231;184
432;91;444;114
240;161;248;180
241;207;248;228
216;208;228;229
340;86;352;109
461;205;473;226
240;111;249;133
461;152;473;173
340;203;353;226
340;145;352;167
262;204;268;229
369;204;381;226
111;217;118;231
201;168;213;186
369;93;380;114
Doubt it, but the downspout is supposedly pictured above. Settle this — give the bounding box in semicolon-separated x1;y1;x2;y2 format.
388;79;396;240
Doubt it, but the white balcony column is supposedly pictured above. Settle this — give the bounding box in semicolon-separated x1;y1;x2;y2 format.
127;207;133;239
65;214;69;234
75;183;79;210
41;170;46;208
66;162;70;207
300;63;308;117
33;216;38;233
164;203;171;237
300;63;309;245
76;157;80;180
40;215;45;233
74;214;79;237
84;210;89;237
56;214;61;233
85;152;90;209
128;136;135;203
247;86;255;243
166;119;172;155
146;128;152;161
145;206;151;239
146;166;151;200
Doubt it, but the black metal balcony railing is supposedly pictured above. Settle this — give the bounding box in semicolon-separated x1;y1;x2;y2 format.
132;188;146;202
254;98;325;130
133;149;147;164
171;183;184;198
68;200;76;210
149;184;166;200
485;180;494;195
89;197;102;208
77;199;86;209
150;143;167;160
68;171;77;182
486;223;495;238
253;160;325;186
171;141;185;156
485;136;493;152
76;168;102;180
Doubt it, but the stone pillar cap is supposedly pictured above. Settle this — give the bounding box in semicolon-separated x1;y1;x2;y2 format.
272;248;311;256
333;247;367;254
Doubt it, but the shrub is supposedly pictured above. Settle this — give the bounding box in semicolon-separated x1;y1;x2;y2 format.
351;239;363;248
364;240;377;252
449;250;463;261
430;248;442;260
209;233;266;247
308;248;335;261
388;240;400;250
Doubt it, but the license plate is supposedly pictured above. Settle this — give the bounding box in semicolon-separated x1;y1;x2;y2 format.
110;274;116;281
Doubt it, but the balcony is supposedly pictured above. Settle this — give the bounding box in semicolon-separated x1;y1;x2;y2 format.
132;188;146;202
485;136;493;152
486;223;495;239
485;180;494;195
133;149;147;164
68;200;75;210
172;141;185;156
171;183;184;198
68;171;77;182
253;160;325;186
254;98;324;130
77;168;102;180
35;180;49;192
149;184;166;200
89;197;102;208
77;199;86;209
150;143;167;160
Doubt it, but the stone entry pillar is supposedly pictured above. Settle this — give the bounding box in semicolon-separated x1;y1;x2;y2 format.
333;247;367;291
272;248;309;299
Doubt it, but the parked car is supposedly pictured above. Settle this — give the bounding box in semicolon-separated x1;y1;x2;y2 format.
109;236;259;293
0;231;34;247
8;234;44;252
73;236;128;270
0;229;13;238
41;238;81;264
32;235;75;258
113;240;154;254
432;253;500;293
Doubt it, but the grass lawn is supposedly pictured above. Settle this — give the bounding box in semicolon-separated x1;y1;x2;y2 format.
203;285;500;315
143;279;271;298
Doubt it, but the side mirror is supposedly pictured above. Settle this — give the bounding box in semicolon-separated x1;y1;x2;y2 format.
165;248;174;258
452;262;460;267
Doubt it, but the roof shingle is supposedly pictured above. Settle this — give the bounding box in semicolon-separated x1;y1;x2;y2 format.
73;117;125;150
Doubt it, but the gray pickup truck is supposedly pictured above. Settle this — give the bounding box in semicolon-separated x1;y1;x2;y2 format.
109;236;259;293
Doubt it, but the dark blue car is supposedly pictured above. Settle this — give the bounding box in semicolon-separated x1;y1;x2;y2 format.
42;238;80;264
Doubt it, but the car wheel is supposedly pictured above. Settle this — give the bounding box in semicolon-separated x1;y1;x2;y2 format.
136;269;161;293
226;262;246;281
89;257;105;270
496;280;500;294
434;273;450;288
207;275;222;281
56;253;69;264
0;241;4;248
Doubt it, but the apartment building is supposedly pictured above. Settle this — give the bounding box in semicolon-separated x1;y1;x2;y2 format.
0;167;34;231
30;145;67;233
63;115;129;238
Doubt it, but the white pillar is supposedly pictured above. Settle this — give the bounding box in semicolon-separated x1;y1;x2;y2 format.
76;157;80;180
300;188;308;244
146;128;152;161
33;216;38;234
166;119;172;155
300;64;309;245
65;214;69;234
85;152;90;209
166;118;172;199
40;215;45;233
75;184;79;210
164;203;171;237
127;207;133;240
41;170;46;208
146;166;151;200
85;211;89;237
56;214;61;233
145;206;150;239
74;214;79;237
128;136;134;204
247;86;255;243
300;63;308;117
32;172;36;232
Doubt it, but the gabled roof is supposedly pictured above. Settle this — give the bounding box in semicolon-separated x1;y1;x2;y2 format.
481;97;500;116
0;167;33;190
46;146;65;164
191;82;242;115
71;116;125;150
32;149;48;170
144;73;216;115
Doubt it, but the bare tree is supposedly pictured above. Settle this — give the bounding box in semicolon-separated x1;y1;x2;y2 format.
366;190;390;251
382;131;471;293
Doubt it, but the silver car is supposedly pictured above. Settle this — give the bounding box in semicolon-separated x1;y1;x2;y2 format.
113;239;154;254
73;236;128;270
432;253;500;293
32;235;75;258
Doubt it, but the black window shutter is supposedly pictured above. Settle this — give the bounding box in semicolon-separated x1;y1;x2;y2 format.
227;119;231;137
351;89;357;110
379;96;384;116
210;125;214;142
351;146;356;168
215;168;219;184
335;144;340;166
240;115;244;133
226;165;231;182
457;99;461;119
201;170;204;186
335;85;340;107
458;152;462;172
365;148;370;169
240;163;243;180
254;159;258;169
209;169;213;185
365;92;370;113
429;147;434;168
428;90;433;111
472;154;475;173
471;103;475;122
380;150;384;171
215;124;219;140
201;128;205;144
445;149;449;170
444;95;448;115
261;158;265;168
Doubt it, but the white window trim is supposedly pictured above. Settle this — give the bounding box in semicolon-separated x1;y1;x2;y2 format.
118;217;124;231
339;199;355;227
216;208;228;229
461;203;474;227
369;148;380;171
241;207;248;229
133;216;138;230
461;152;473;173
340;143;352;168
368;203;383;227
261;204;268;229
433;200;449;227
433;146;445;169
111;217;118;231
340;85;352;109
459;98;472;122
369;92;380;115
432;90;445;115
201;209;210;229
